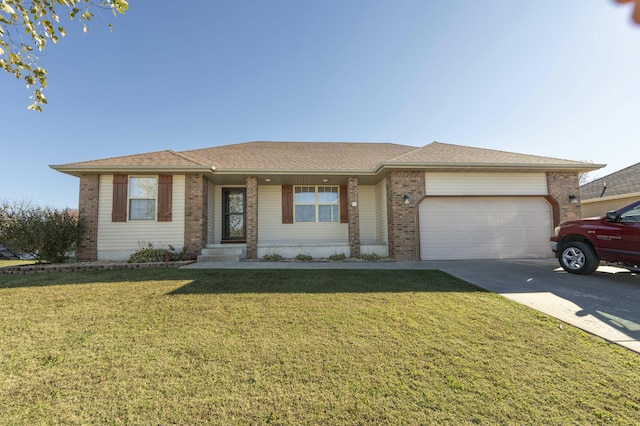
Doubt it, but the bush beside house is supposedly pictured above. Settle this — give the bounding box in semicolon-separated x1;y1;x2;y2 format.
0;202;78;263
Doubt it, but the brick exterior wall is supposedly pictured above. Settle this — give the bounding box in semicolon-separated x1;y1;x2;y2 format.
184;174;208;255
245;176;258;259
75;170;576;263
386;171;426;261
347;176;360;258
546;171;582;224
77;174;100;261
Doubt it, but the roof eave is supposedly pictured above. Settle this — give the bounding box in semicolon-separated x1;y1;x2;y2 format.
49;164;214;177
211;168;378;175
50;161;606;178
581;191;640;203
377;162;606;173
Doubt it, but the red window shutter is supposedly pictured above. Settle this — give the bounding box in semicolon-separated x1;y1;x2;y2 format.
282;185;293;224
340;186;348;223
157;175;172;222
112;175;128;222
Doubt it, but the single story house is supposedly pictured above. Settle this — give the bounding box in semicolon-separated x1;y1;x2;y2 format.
580;162;640;218
51;141;601;262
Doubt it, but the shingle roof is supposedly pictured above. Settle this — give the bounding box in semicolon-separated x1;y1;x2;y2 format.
580;162;640;200
180;141;416;171
387;142;590;166
51;141;600;174
65;150;206;167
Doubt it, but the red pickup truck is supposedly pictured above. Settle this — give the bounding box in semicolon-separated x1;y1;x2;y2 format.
550;200;640;274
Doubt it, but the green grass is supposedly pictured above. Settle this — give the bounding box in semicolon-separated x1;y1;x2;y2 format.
1;269;639;425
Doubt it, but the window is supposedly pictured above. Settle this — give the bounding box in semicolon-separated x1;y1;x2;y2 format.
129;177;157;220
620;205;640;223
294;186;339;222
112;175;172;223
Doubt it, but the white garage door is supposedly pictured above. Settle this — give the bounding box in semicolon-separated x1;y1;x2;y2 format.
419;197;553;260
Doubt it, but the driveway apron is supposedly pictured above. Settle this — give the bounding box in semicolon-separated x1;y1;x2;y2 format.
422;258;640;354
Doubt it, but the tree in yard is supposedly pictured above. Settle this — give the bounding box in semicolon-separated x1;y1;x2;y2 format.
577;159;599;186
0;199;79;263
0;0;129;111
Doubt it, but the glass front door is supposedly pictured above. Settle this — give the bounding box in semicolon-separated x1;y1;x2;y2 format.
222;188;246;241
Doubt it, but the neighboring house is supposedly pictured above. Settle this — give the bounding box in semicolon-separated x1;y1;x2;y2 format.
51;141;601;262
580;162;640;218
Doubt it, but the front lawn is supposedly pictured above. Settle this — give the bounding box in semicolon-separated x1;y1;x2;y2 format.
1;269;638;424
0;259;37;268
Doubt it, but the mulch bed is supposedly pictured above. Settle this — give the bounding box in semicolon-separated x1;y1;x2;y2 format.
0;261;195;275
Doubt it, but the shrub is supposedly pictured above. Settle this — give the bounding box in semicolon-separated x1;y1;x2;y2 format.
127;243;196;263
262;253;284;261
295;253;313;261
360;253;380;261
128;243;166;263
165;245;197;262
329;253;346;261
0;201;78;263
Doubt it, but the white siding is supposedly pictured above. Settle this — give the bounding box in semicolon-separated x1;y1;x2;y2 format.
581;196;639;218
97;175;185;260
425;172;548;196
358;185;377;244
257;243;350;259
375;178;388;243
258;185;348;243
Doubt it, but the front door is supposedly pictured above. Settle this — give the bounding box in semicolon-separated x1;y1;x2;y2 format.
222;188;246;242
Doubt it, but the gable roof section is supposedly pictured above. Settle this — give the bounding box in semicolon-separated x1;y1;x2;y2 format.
180;141;416;171
51;150;211;176
581;162;640;200
384;142;597;170
70;150;206;166
51;141;602;176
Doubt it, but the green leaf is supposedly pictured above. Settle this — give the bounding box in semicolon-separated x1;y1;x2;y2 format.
2;0;129;111
0;2;16;14
27;102;42;112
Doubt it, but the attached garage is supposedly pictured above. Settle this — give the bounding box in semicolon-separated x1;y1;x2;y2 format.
419;173;554;260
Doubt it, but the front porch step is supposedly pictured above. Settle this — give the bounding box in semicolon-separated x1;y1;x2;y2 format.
197;244;246;262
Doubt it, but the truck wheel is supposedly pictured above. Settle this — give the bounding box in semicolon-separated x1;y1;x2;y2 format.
559;241;600;275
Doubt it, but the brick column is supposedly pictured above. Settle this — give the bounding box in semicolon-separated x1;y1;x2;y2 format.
386;171;425;261
347;176;360;258
246;176;258;259
184;174;208;255
77;174;100;261
546;172;581;224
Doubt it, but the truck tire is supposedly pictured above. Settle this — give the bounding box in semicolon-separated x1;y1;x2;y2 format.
558;241;600;275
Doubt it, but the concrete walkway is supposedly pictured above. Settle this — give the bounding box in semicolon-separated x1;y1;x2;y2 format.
181;258;640;354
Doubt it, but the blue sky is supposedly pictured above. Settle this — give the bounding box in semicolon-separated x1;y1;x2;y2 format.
2;0;640;209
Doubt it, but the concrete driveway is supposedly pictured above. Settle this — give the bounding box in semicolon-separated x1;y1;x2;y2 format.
425;258;640;354
184;258;640;353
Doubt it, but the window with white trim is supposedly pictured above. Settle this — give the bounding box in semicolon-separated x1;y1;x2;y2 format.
129;177;157;220
294;186;339;222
